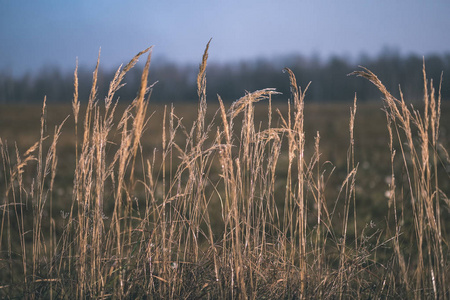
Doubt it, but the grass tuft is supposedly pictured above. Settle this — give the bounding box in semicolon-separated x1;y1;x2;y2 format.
0;43;449;299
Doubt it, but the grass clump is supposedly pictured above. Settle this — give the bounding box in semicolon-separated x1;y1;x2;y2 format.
0;42;449;299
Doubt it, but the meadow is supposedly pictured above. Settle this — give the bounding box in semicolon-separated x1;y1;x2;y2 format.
0;44;449;299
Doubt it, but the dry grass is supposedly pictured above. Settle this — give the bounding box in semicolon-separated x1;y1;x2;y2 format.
0;43;449;299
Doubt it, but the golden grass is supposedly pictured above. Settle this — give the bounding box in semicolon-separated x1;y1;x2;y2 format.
0;43;449;299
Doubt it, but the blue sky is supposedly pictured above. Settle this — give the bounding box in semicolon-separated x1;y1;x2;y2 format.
2;0;450;76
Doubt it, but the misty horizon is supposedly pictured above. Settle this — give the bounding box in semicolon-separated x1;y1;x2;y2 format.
2;44;449;79
2;48;449;104
2;1;450;77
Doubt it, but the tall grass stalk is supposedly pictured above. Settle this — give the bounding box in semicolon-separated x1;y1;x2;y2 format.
352;63;448;299
0;43;448;299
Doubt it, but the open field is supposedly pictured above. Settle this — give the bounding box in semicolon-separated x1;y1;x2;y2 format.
1;45;450;299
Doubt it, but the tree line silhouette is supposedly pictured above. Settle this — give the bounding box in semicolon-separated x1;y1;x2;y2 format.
1;49;449;104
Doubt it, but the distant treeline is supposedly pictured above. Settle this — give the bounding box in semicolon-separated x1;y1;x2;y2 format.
1;50;450;103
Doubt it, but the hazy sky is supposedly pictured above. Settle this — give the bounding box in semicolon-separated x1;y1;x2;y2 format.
2;0;450;76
